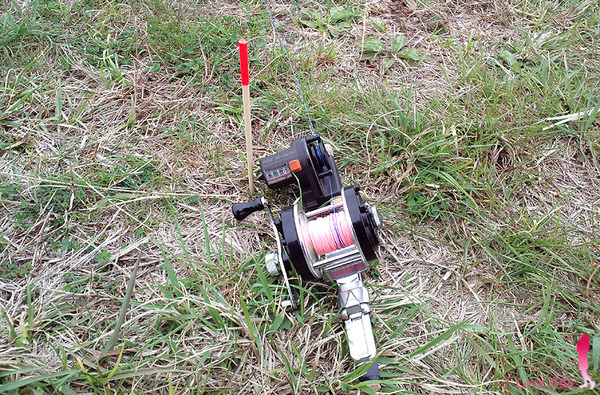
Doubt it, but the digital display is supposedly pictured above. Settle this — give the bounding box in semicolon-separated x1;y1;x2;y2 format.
265;166;291;183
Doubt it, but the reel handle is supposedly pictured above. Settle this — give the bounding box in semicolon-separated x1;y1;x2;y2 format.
232;198;265;221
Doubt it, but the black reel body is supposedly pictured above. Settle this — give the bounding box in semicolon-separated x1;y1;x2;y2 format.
259;135;342;211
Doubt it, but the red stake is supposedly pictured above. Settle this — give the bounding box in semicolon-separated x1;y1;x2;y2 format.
238;38;255;195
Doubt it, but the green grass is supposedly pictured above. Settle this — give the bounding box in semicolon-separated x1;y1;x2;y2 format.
1;0;599;393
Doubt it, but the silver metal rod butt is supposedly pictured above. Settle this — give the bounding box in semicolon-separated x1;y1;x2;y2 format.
337;273;376;364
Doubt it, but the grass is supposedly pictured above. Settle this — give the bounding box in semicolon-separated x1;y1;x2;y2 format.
0;0;599;393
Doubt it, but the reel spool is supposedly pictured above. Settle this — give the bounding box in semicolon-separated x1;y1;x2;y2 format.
267;186;380;282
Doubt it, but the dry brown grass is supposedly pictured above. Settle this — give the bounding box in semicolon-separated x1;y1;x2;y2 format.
1;0;599;393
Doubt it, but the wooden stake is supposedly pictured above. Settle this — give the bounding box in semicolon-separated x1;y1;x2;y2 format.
238;38;255;195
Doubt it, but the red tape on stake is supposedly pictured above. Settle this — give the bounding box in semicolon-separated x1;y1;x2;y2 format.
238;38;249;86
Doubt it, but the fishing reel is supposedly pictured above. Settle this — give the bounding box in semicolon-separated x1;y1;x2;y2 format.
233;135;381;380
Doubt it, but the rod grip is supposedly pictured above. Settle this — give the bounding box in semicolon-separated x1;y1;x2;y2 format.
232;198;264;221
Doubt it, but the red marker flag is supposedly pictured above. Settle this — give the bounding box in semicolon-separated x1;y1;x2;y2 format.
238;38;249;86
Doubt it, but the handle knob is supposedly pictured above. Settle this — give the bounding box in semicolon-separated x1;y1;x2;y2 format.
232;198;265;221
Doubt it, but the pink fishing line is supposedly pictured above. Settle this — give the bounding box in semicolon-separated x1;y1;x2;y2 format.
306;212;353;255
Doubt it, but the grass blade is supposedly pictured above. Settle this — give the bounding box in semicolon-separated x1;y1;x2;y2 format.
97;249;141;360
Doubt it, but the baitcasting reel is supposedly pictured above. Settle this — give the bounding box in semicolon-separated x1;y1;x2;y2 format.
233;135;381;380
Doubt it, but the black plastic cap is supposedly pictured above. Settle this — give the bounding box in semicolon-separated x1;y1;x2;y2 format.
359;360;380;382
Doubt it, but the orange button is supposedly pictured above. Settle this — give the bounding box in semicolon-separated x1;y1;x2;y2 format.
289;159;302;173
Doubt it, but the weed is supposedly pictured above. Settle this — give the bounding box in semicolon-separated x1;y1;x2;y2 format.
361;34;423;70
299;6;360;38
0;260;32;278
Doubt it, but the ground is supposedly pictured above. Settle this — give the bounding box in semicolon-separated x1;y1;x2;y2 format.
0;0;599;393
